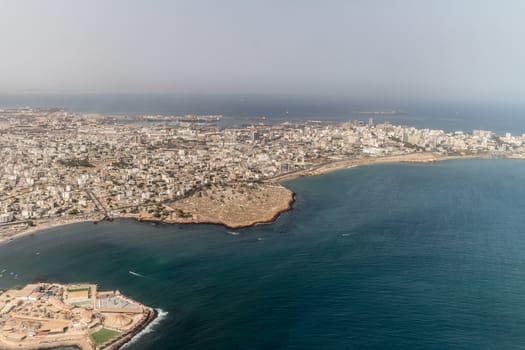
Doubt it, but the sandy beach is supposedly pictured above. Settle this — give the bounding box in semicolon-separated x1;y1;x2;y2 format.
0;215;101;246
269;152;444;183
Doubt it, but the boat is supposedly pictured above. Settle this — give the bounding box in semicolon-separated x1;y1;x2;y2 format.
129;271;144;277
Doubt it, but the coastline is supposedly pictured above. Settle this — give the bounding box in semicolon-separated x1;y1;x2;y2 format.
137;191;296;229
269;152;487;184
139;183;296;230
0;216;100;247
97;307;157;350
0;283;157;350
0;152;499;244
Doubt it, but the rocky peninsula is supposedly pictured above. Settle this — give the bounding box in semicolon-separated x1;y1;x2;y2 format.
143;182;295;229
0;283;155;350
1;107;523;241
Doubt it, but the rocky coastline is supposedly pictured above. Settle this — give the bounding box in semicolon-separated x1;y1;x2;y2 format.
0;153;501;243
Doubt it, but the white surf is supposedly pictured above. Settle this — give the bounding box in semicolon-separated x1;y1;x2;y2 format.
121;309;169;349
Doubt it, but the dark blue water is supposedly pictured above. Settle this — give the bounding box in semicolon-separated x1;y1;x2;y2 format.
2;94;525;133
2;159;525;349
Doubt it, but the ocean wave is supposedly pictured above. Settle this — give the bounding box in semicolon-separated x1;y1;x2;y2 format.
121;308;169;349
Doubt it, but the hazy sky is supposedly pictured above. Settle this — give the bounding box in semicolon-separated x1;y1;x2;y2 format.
1;0;524;101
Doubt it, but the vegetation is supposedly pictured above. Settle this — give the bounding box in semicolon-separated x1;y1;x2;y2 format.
71;301;91;307
58;158;95;168
91;328;119;346
175;208;192;218
111;159;132;168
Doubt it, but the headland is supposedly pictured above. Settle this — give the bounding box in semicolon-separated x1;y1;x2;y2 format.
0;107;523;242
134;182;295;229
0;282;155;350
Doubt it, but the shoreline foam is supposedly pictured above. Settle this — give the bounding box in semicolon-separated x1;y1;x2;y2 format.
0;283;156;350
121;309;168;349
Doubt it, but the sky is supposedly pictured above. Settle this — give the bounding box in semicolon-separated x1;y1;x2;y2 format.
1;0;524;102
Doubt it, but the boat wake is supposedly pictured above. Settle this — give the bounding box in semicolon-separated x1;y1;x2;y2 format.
121;309;168;349
129;271;145;277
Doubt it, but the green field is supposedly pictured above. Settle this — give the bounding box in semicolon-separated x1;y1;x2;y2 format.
91;328;119;346
67;287;90;292
71;301;91;307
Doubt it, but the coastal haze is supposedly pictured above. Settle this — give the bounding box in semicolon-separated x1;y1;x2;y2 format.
3;94;525;134
1;0;525;102
2;1;525;350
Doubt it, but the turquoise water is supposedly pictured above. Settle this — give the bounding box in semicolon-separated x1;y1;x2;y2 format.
2;159;525;349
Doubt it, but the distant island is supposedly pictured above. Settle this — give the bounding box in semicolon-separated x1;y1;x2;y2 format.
0;282;155;349
0;107;523;241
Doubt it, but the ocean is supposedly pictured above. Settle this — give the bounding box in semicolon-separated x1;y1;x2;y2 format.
2;94;525;134
2;159;525;349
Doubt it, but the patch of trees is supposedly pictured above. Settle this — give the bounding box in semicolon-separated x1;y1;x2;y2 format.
58;158;95;168
175;208;192;218
111;160;131;168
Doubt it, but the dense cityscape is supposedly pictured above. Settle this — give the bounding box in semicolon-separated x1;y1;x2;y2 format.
1;107;524;239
